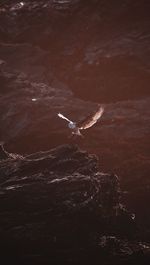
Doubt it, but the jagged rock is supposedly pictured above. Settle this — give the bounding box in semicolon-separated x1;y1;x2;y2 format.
0;144;149;265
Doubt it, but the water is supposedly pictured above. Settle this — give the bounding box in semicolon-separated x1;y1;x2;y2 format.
0;0;150;240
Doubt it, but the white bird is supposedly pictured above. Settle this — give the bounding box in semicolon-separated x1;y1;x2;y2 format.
57;105;104;137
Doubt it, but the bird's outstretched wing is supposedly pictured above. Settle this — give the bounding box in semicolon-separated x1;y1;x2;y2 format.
58;113;73;123
79;106;104;130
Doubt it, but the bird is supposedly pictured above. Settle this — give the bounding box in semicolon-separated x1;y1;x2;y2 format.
57;105;104;137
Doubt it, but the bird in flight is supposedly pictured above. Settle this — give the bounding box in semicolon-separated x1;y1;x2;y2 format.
57;105;104;137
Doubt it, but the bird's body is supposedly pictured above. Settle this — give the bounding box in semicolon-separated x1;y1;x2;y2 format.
57;105;104;138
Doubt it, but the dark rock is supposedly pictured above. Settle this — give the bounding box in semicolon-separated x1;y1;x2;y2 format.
0;144;149;264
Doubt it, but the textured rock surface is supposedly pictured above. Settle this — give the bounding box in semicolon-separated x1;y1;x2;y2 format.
0;144;150;264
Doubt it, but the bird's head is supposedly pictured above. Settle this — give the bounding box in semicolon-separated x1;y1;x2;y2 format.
68;122;76;129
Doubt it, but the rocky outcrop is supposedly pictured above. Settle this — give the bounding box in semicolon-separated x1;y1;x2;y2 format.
0;144;149;264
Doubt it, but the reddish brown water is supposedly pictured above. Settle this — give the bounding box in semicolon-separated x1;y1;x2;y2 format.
0;0;150;239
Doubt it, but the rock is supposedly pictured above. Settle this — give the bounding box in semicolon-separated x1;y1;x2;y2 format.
0;144;149;264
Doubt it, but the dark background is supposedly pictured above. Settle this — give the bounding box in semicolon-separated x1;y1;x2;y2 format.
0;0;150;242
